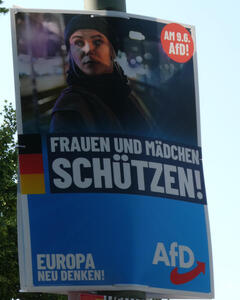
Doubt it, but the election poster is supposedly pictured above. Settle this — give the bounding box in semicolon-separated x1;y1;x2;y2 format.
11;8;214;298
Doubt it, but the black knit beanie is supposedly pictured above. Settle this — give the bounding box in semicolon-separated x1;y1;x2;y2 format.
64;14;119;52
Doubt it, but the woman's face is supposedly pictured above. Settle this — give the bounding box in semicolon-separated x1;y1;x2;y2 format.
69;29;114;76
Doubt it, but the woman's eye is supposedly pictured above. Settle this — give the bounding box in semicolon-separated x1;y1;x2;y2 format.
93;39;103;47
75;40;84;47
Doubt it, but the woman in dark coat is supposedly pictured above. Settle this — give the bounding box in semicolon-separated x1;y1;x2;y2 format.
50;15;154;135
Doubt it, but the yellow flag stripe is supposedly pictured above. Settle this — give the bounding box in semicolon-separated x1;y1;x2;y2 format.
20;174;45;194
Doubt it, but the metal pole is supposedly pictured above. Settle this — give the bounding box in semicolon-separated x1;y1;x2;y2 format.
84;0;126;12
68;292;81;300
68;1;126;299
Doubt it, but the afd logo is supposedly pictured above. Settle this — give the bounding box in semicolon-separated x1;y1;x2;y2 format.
152;242;205;284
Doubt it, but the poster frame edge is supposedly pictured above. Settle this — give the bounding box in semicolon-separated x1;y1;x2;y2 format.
17;183;26;289
10;7;194;29
191;25;202;148
19;284;214;298
19;194;34;289
204;205;215;298
10;8;23;134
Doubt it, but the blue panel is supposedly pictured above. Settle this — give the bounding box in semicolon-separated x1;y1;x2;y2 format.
28;193;210;292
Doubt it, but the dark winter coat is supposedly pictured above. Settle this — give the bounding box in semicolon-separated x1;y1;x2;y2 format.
50;62;154;135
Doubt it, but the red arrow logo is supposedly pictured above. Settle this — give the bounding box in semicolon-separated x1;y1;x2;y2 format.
170;261;205;285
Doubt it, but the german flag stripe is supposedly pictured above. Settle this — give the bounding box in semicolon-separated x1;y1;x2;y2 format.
18;134;46;194
20;174;45;194
19;153;44;174
18;134;42;154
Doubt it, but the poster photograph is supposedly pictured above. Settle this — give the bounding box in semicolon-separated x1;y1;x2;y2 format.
11;8;214;298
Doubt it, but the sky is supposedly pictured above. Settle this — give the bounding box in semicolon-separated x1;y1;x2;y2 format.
1;0;240;299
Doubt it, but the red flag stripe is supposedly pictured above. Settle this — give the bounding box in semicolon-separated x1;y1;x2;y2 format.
19;153;44;174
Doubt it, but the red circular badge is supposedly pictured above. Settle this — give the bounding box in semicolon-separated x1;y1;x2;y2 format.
161;23;194;63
